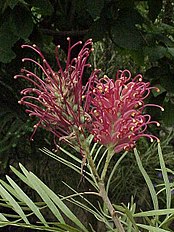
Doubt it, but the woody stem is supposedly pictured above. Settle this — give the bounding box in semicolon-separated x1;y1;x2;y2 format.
87;153;125;232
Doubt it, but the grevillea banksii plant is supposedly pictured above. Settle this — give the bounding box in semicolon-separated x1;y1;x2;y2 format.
15;38;165;232
14;38;99;151
89;70;164;152
15;38;163;155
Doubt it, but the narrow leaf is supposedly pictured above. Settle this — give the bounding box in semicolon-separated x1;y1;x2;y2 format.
29;172;88;232
134;148;159;211
0;183;30;224
158;143;171;209
134;208;174;217
25;173;65;223
0;213;8;222
6;176;48;226
10;165;31;187
137;223;170;232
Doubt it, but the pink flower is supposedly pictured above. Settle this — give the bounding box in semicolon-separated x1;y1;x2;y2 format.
15;38;163;154
89;70;164;153
14;38;99;144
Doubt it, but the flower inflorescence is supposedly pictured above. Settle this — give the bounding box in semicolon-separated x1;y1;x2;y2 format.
89;70;163;152
15;38;163;153
14;38;99;145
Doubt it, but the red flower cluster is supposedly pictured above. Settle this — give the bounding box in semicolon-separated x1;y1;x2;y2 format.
15;39;163;153
90;70;163;152
14;38;99;143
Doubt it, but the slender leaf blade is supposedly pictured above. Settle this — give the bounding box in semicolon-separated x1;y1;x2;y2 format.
137;223;170;231
0;183;30;224
134;148;159;211
25;173;65;223
134;209;174;217
6;176;48;226
158;143;171;209
29;172;88;232
0;213;8;222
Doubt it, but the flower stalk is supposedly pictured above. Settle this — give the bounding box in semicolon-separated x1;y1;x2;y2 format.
84;148;125;231
101;147;115;181
99;181;125;232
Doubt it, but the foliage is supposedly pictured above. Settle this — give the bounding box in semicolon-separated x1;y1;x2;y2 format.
0;141;173;231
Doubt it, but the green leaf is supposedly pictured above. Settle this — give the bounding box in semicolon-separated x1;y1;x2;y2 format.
0;183;30;224
6;176;48;226
31;0;53;16
0;180;21;201
41;148;81;171
158;143;171;210
87;18;107;41
11;5;33;39
111;9;144;49
24;173;65;223
162;100;174;126
10;165;30;187
137;223;170;232
0;21;18;63
0;213;8;222
160;74;174;94
28;172;88;232
134;148;159;211
145;46;167;62
41;148;97;189
134;208;174;217
167;47;174;57
60;182;111;229
148;0;163;22
1;222;81;231
55;223;83;232
85;0;104;20
6;0;20;9
121;204;139;232
0;164;91;231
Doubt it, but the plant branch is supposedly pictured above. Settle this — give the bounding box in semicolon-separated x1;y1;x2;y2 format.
86;151;125;232
99;181;125;232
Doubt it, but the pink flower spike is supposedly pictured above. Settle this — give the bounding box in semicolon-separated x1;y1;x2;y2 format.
15;39;99;148
89;70;162;152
